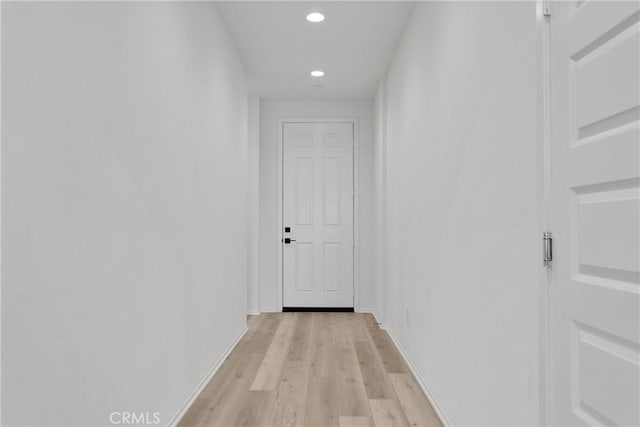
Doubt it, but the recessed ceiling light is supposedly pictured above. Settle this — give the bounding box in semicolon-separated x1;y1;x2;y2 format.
306;12;325;23
310;70;325;77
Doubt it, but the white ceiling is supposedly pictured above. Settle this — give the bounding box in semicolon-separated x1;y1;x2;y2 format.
216;1;415;99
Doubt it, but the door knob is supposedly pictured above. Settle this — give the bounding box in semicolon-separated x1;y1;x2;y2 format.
284;238;296;244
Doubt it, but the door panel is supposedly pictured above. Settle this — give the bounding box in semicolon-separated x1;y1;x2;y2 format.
323;242;341;292
295;243;314;292
549;1;640;425
323;157;342;226
295;158;313;226
283;122;354;307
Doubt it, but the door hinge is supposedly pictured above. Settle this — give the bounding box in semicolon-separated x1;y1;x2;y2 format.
543;232;553;268
542;0;551;17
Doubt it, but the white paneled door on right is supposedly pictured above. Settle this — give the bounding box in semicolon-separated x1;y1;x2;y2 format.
283;122;354;308
549;1;640;425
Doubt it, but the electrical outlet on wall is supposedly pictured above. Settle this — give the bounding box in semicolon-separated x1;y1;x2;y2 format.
405;307;410;326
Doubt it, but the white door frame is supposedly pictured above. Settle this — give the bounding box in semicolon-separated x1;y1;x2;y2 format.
277;117;360;311
537;0;551;424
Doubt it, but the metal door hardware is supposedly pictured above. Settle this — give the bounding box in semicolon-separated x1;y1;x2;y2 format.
543;232;553;268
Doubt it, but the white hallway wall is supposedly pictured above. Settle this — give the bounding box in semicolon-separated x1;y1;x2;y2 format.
375;2;541;425
256;99;375;312
2;3;248;425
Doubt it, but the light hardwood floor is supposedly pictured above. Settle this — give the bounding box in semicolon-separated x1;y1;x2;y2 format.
178;313;442;427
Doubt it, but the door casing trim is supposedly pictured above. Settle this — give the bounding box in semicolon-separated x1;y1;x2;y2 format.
537;1;551;424
277;117;360;312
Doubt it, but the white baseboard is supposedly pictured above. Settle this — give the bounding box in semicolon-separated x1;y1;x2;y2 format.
368;313;451;426
167;326;249;426
357;308;386;329
246;310;261;315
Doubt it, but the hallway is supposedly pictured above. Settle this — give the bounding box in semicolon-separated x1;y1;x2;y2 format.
179;313;441;427
2;1;638;426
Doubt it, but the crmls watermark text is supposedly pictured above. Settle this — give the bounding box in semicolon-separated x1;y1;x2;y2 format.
109;412;161;425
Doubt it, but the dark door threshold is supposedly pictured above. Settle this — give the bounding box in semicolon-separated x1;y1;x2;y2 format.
282;307;354;312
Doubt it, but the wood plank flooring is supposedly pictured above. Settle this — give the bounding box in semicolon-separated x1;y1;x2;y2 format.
178;313;442;427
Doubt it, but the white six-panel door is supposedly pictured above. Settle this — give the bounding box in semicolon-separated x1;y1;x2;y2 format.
549;1;640;425
282;122;354;308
